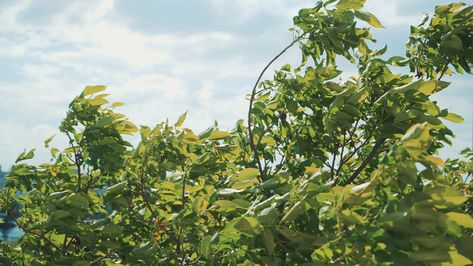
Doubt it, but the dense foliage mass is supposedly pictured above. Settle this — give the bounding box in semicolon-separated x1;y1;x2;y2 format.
1;0;472;265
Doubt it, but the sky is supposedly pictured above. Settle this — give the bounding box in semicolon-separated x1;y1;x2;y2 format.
0;0;471;170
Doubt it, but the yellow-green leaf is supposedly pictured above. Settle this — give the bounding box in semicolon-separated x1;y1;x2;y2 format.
443;113;464;123
425;155;445;167
234;217;262;235
208;131;230;140
425;186;467;207
175;111;187;127
83;85;106;96
260;135;276;146
211;200;244;212
111;102;125;108
419;80;437;95
447;249;472;266
364;12;384;28
305;165;319;175
89;97;108;106
50;147;59;157
447;212;473;228
237;168;259;181
355;11;384;28
192;196;209;214
44;134;56;148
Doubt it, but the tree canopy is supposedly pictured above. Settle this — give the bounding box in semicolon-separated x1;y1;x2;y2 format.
1;0;472;265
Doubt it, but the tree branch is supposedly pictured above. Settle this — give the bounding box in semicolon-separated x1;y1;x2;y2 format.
9;213;66;255
247;35;304;182
336;133;347;176
342;138;386;185
342;137;370;165
65;132;82;192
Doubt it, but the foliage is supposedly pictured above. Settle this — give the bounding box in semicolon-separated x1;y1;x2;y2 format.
1;0;472;265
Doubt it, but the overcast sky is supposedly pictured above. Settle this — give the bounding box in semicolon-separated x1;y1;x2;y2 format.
0;0;471;170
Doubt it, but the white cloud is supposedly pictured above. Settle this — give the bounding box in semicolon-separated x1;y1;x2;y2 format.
210;0;313;21
0;0;470;169
116;73;185;99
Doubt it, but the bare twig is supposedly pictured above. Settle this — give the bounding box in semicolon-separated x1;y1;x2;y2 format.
247;35;305;182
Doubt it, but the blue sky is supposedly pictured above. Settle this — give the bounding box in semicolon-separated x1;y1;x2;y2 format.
0;0;471;169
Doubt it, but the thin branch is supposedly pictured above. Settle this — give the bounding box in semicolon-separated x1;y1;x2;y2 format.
336;133;347;176
438;60;450;80
342;137;370;165
256;125;274;147
273;154;286;176
65;132;82;192
247;34;305;182
10;214;66;254
138;158;157;219
323;161;332;169
62;235;68;255
342;138;386;185
181;173;186;207
330;137;339;179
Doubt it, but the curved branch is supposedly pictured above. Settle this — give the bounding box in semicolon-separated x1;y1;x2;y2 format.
247;35;304;181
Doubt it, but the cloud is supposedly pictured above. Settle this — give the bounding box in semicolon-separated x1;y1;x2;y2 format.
0;0;470;169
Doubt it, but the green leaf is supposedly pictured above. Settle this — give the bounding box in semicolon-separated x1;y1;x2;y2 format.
280;201;304;224
262;228;275;255
208;130;230;140
260;135;276;146
49;210;71;222
192;196;209;214
66;193;90;210
418;80;437;95
15;148;35;163
237;168;259;181
443;113;464;123
355;11;384;28
233;217;262;235
312;244;334;261
110;102;125;108
175;111;187;127
198;126;214;139
104;181;127;202
281;64;291;72
336;0;366;11
211;200;244;212
89;97;108;106
44;134;56;148
72;261;91;266
409;249;450;262
200;235;212;258
447;212;473;228
83;85;106;96
425;186;468;207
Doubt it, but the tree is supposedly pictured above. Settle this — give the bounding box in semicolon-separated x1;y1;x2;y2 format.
1;0;472;265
